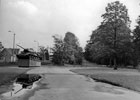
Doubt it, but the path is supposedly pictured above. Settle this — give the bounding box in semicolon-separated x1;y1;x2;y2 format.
26;66;140;100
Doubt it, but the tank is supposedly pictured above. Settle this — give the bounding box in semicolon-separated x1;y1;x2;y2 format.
16;45;41;67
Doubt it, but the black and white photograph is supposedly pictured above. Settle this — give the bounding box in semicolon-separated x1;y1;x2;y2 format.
0;0;140;100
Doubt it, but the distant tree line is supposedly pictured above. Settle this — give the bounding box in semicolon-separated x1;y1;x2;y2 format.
85;1;140;69
51;32;83;65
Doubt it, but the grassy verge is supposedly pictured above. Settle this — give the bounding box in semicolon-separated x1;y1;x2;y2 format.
0;67;29;94
71;67;140;92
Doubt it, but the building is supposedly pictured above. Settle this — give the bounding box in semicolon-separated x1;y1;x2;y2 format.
0;48;20;62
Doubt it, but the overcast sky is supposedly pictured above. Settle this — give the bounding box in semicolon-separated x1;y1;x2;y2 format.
0;0;140;51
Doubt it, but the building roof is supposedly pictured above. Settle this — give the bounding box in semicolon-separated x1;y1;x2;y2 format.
0;48;20;56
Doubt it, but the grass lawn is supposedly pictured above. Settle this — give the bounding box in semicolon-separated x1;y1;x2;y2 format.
0;67;29;94
71;67;140;92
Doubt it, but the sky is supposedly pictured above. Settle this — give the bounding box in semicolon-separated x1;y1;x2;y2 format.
0;0;140;51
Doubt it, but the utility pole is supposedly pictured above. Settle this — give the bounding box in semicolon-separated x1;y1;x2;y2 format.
34;40;39;52
13;33;15;62
8;30;16;62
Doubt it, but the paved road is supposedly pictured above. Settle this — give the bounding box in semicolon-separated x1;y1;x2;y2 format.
26;67;140;100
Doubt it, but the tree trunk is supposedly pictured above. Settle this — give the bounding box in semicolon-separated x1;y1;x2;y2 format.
113;56;117;70
113;7;117;70
109;58;112;67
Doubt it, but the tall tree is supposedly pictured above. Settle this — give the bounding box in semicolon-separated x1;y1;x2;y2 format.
133;16;140;67
64;32;83;65
51;35;64;65
101;1;131;69
85;1;132;69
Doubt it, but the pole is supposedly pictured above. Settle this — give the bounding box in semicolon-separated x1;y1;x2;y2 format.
8;30;16;62
34;40;39;52
13;33;15;62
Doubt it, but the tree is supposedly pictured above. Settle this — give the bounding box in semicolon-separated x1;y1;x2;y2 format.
133;16;140;67
64;32;83;65
0;42;4;51
39;46;49;61
51;35;65;65
0;42;4;58
101;1;131;69
45;48;49;60
52;32;83;65
85;29;113;65
85;1;132;69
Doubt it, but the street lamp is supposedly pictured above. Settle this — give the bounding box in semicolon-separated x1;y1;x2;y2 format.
8;30;16;62
34;40;39;52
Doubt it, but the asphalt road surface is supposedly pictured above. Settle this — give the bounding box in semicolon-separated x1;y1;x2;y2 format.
25;66;140;100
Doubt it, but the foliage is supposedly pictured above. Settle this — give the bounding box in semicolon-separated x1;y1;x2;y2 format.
132;16;140;67
0;42;4;51
39;46;49;61
0;42;4;58
52;32;83;65
85;1;132;69
51;35;65;65
64;32;83;65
